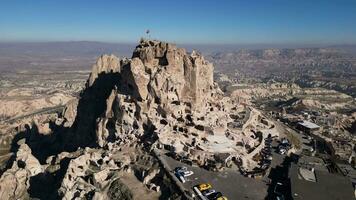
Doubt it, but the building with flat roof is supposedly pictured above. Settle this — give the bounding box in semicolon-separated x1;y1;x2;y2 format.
297;155;329;172
290;164;355;200
297;120;320;134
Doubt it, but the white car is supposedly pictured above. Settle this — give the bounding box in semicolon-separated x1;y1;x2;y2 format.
279;148;287;155
281;138;289;145
309;147;314;152
265;155;273;160
175;172;186;183
181;170;194;177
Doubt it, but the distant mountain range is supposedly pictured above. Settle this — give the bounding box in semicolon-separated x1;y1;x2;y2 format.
0;41;136;58
208;47;356;97
1;41;355;57
0;41;355;72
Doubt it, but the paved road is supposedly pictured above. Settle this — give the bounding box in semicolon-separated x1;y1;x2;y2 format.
153;149;194;200
1;105;65;124
273;120;313;154
259;109;308;153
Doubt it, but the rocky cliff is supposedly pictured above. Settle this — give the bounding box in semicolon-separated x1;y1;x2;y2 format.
0;39;279;199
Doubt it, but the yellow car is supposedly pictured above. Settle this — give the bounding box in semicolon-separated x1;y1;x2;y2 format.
197;183;212;191
217;196;228;200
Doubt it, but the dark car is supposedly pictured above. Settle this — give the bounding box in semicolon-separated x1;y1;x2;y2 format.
202;189;216;196
263;151;272;156
207;192;223;200
174;166;187;173
274;182;285;200
262;148;271;154
262;159;272;165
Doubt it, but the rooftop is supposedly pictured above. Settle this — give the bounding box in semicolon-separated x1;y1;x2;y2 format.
298;120;320;129
298;167;316;182
290;164;355;200
298;155;329;172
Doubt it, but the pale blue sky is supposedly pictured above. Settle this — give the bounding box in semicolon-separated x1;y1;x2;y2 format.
1;0;356;44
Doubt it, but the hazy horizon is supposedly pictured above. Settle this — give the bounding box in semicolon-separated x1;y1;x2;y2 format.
1;40;356;49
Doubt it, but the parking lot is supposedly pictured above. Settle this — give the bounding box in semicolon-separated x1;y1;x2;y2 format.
161;153;269;200
155;118;302;200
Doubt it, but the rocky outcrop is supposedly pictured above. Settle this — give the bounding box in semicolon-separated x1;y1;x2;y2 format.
129;40;214;109
0;39;281;199
61;99;78;127
0;140;43;200
82;39;279;171
88;54;121;87
77;39;220;148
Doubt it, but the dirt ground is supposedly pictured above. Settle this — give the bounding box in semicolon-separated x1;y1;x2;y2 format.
119;172;161;200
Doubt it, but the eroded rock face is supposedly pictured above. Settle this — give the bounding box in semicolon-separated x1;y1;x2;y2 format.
0;39;281;199
88;54;121;87
0;141;43;200
56;145;162;200
62;99;79;127
84;39;279;172
81;39;220;148
130;40;214;109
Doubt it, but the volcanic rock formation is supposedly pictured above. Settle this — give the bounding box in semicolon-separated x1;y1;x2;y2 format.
0;39;279;199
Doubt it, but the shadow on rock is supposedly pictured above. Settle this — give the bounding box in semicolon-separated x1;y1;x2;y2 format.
28;157;72;200
9;122;69;164
6;69;134;161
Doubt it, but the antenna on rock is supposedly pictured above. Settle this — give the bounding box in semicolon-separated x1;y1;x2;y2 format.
146;29;150;39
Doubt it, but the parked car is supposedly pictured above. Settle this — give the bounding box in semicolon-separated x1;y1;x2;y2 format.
265;143;272;148
276;196;285;200
207;192;223;200
202;189;216;196
261;159;272;165
309;147;314;152
174;166;187;173
264;155;273;160
265;138;272;143
278;142;290;155
175;172;186;183
274;182;285;200
261;163;270;170
197;183;212;191
278;147;287;155
262;148;272;154
216;196;228;200
181;170;194;177
174;166;194;177
281;138;290;145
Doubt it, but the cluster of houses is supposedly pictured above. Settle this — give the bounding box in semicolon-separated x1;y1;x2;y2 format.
267;110;356;199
